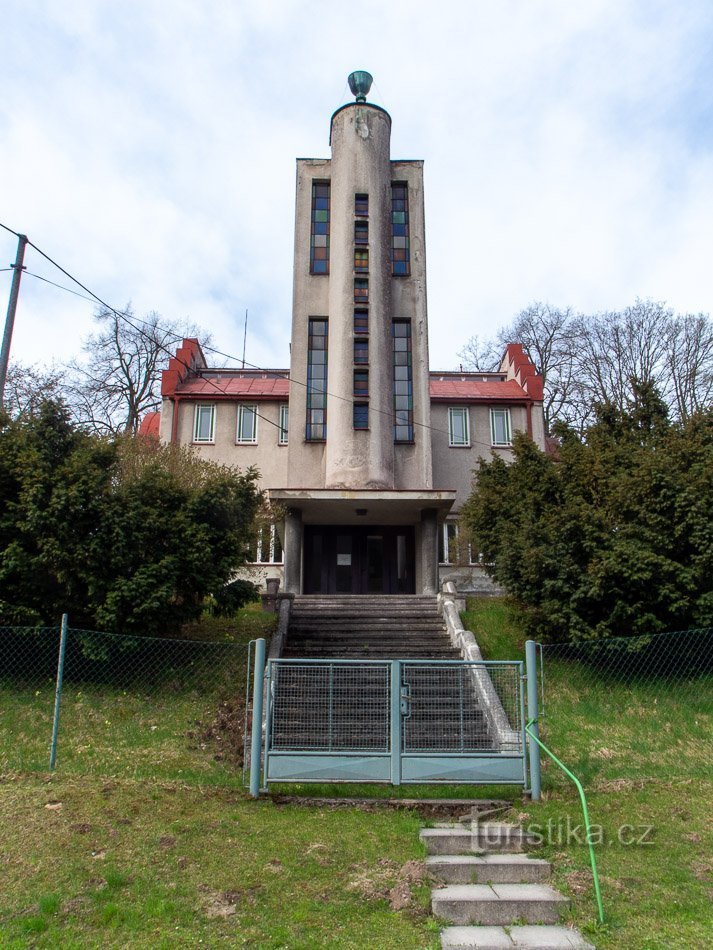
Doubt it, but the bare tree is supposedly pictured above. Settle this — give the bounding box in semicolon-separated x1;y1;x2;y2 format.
458;298;713;433
67;305;208;435
1;361;66;419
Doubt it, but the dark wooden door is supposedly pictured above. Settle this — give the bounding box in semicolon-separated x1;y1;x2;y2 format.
303;526;415;594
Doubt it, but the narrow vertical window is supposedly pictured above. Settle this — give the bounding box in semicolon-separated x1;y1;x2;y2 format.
278;404;289;445
354;249;369;273
193;404;215;443
391;182;410;276
490;408;512;446
354;339;369;364
392;320;413;442
354;309;369;334
439;523;459;565
353;403;369;429
448;407;470;446
306;318;328;440
310;181;330;274
236;404;258;444
354;220;368;245
353;370;369;397
354;278;369;302
355;193;369;216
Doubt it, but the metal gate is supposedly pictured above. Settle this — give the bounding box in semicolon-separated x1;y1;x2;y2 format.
255;657;527;789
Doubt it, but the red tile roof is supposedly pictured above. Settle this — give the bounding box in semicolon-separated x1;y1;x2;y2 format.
429;378;529;401
175;376;290;398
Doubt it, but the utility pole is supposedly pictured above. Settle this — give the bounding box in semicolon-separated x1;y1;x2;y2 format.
0;233;28;409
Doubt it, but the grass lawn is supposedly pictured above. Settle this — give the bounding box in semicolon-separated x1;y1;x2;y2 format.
1;599;711;947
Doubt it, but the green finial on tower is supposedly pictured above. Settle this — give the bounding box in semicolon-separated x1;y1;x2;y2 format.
348;70;373;103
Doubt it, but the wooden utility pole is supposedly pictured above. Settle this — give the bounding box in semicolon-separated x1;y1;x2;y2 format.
0;233;28;409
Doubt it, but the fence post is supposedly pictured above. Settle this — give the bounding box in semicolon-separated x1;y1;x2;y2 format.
49;614;69;770
249;638;266;799
525;640;541;801
390;660;402;786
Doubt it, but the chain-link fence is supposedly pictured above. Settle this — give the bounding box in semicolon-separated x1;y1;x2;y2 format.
0;623;253;785
538;628;713;785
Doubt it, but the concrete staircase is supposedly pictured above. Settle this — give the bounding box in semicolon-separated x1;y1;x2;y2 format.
422;821;594;949
282;594;458;659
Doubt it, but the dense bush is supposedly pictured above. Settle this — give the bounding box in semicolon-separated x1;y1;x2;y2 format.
0;402;260;635
462;383;713;642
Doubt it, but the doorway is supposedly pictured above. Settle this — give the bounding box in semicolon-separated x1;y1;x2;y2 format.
303;526;415;594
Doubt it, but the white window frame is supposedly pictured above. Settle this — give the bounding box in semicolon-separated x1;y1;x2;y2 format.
448;406;470;447
490;407;512;446
252;524;284;564
193;403;215;443
236;404;258;444
439;522;459;565
278;404;289;445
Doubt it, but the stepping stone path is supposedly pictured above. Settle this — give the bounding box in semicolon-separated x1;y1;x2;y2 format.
421;819;594;949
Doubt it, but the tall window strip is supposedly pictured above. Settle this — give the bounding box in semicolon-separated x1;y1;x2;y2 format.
391;182;410;276
354;338;369;364
392;320;414;442
353;402;369;430
354;220;368;245
310;181;330;274
278;404;289;445
306;318;328;440
354;248;369;273
353;370;369;397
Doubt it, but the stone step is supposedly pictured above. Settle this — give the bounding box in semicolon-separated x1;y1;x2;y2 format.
432;884;569;926
422;825;539;855
427;854;551;885
440;925;594;949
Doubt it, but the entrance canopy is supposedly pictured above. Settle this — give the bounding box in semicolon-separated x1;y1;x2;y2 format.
268;488;456;525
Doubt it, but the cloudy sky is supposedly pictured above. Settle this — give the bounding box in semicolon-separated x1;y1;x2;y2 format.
2;0;713;376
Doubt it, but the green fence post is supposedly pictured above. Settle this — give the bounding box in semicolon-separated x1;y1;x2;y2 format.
390;660;402;786
525;640;541;801
249;638;266;799
49;614;69;770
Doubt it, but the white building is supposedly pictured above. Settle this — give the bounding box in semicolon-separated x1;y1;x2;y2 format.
144;72;545;596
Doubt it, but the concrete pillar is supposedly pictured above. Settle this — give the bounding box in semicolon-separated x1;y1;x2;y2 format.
283;508;303;594
325;102;395;490
420;508;439;596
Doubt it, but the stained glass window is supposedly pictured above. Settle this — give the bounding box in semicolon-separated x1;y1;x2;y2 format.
354;278;368;303
353;370;369;397
310;181;330;275
354;249;369;273
355;193;369;216
354;309;369;334
307;318;328;440
353;403;369;430
392;320;413;442
391;182;410;276
355;220;368;245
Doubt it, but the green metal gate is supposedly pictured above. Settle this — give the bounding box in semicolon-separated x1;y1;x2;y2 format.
252;656;526;790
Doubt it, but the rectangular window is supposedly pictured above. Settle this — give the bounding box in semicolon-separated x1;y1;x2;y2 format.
354;278;368;302
355;193;369;216
448;407;470;446
354;338;369;364
354;248;369;273
193;404;215;443
438;522;459;565
307;318;328;440
353;402;369;429
251;524;284;564
353;370;369;397
392;320;413;442
236;404;258;444
491;408;512;446
354;309;369;334
354;220;368;245
310;181;330;275
279;404;289;445
391;182;410;276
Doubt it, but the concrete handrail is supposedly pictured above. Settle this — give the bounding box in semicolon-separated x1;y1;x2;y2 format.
438;582;520;750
